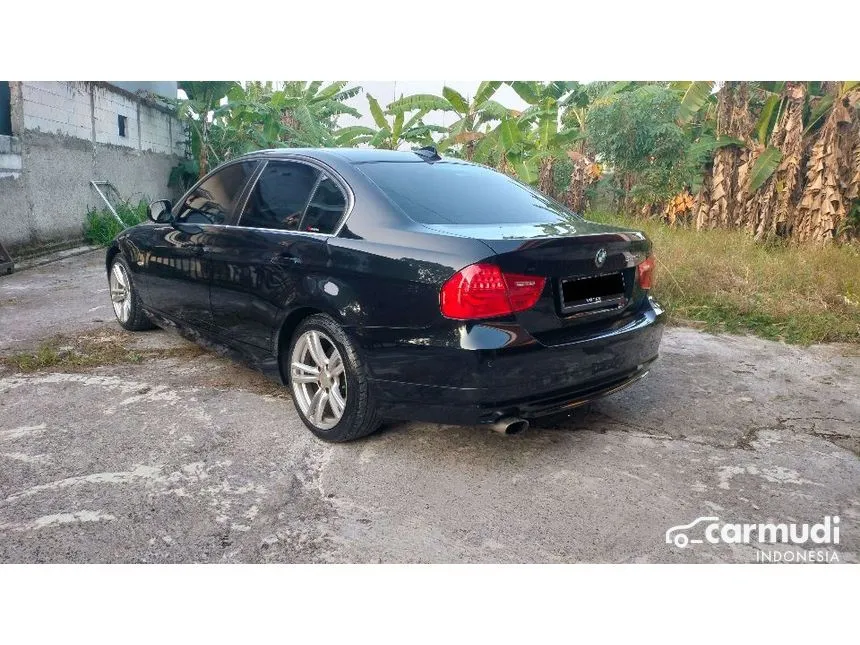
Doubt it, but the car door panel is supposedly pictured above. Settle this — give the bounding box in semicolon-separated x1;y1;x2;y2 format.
207;227;329;349
207;160;334;349
140;223;211;327
136;160;259;329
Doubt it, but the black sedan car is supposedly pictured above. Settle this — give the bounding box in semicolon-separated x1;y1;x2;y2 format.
106;147;664;441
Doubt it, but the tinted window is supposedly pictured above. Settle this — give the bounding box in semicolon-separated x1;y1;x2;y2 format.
358;161;574;225
240;161;319;231
178;161;257;225
301;175;347;234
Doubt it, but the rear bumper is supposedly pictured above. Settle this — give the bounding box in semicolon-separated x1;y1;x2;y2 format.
359;298;665;426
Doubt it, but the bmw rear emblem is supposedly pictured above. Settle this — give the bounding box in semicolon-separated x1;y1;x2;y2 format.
595;248;607;268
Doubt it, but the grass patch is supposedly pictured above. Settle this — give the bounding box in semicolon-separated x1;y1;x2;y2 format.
0;328;204;373
586;212;860;345
83;199;149;247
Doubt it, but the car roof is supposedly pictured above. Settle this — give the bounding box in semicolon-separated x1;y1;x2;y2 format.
241;147;457;165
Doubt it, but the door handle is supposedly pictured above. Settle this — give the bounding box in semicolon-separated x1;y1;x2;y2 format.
273;253;300;266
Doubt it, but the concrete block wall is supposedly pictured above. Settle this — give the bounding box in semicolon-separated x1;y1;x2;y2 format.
21;82;92;140
93;89;139;148
0;82;186;254
139;102;184;154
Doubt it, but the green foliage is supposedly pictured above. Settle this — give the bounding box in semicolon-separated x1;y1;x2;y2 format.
172;81;363;181
355;94;447;150
386;83;508;159
552;155;574;194
83;199;149;247
169;158;200;192
586;85;688;205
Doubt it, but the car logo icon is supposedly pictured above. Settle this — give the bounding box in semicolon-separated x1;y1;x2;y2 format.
665;516;720;549
595;248;607;268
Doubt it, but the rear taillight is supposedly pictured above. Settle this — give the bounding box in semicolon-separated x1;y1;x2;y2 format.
637;256;655;290
440;263;546;320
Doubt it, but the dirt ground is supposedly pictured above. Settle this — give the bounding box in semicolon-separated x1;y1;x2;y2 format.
1;250;858;563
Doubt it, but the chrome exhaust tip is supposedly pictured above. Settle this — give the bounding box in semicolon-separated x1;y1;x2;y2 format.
491;417;529;435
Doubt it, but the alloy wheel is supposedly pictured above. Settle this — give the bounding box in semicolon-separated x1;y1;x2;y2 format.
290;329;347;430
110;262;131;323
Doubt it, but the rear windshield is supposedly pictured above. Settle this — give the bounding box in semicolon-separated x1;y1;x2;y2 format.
357;161;576;225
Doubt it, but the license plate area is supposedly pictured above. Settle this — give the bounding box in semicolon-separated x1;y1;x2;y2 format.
559;272;627;316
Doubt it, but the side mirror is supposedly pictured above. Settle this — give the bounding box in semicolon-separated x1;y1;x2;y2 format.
148;199;174;223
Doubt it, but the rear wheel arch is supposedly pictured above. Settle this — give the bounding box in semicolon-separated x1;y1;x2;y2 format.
105;244;121;274
276;307;323;380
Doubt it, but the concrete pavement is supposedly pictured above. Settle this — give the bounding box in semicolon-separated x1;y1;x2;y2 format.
1;250;858;562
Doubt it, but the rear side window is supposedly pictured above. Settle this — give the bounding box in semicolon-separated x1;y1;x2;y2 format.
241;161;319;231
358;161;573;225
178;161;258;225
301;175;347;234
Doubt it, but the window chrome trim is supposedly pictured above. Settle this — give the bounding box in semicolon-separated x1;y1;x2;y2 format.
234;154;355;237
198;223;334;240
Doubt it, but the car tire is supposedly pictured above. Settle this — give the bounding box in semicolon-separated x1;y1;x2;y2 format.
109;256;155;332
285;313;382;442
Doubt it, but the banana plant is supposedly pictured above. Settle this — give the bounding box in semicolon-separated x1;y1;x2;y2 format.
177;81;240;178
276;81;363;146
671;81;716;124
335;94;447;149
744;81;858;193
387;82;510;158
211;82;287;159
471;81;585;185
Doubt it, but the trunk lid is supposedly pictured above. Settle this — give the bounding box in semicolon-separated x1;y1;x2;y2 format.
423;219;652;343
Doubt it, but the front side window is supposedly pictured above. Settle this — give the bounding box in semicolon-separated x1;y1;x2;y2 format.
301;175;347;234
178;161;258;225
240;161;319;231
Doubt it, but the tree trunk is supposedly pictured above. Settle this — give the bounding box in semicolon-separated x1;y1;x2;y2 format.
697;82;752;230
464;140;476;161
198;121;210;179
692;169;712;226
538;157;554;197
740;82;806;241
794;89;860;243
565;160;587;214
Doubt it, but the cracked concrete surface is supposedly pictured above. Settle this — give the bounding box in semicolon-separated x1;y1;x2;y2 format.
0;250;858;563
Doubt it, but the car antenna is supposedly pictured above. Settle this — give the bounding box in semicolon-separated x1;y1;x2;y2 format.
413;145;441;163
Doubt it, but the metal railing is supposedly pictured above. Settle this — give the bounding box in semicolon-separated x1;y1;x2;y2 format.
89;181;126;227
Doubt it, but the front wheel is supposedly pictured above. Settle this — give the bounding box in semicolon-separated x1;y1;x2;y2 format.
286;314;381;442
109;256;155;331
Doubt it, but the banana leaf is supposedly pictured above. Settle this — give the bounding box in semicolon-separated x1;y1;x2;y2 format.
367;95;388;130
677;81;714;123
388;94;452;113
748;146;783;193
442;87;469;114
